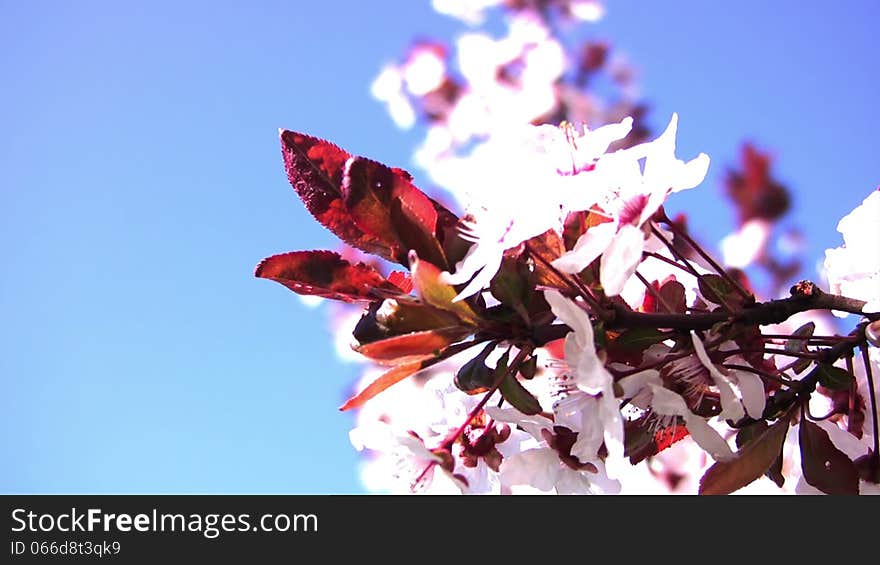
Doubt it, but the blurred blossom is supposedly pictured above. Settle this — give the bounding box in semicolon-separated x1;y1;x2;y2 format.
402;43;447;96
297;294;324;309
432;0;504;25
720;218;771;269
570;0;604;22
371;65;416;129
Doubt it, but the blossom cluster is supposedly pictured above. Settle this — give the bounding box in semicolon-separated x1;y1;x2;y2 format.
257;1;880;494
258;112;880;495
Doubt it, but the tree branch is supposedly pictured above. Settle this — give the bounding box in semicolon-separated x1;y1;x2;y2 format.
529;281;875;346
607;281;875;331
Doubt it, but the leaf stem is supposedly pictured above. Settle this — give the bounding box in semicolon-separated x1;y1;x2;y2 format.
440;345;533;451
643;250;697;276
525;242;609;321
859;342;880;469
657;209;753;303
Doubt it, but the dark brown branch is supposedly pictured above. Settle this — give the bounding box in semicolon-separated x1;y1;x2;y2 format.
607;281;875;331
529;281;874;347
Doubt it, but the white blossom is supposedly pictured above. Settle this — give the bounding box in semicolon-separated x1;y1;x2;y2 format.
554;113;710;296
439;118;634;301
823;189;880;316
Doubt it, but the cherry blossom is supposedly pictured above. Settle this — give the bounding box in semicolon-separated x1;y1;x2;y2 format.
823;189;880;316
260;0;880;497
440;118;633;301
553;113;710;296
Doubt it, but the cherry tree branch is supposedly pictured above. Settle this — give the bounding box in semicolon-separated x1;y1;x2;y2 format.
608;281;875;331
531;281;875;345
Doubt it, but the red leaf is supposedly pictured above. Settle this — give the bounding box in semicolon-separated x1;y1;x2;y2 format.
799;420;860;495
624;415;689;465
387;271;414;294
657;279;686;314
280;131;396;261
280;130;458;268
654;423;690;452
544;338;565;360
339;360;428;411
255;250;404;303
345;158;452;269
724;143;791;224
527;229;568;289
699;411;792;495
354;328;470;365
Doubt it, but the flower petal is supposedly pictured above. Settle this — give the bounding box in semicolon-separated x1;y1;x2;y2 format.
691;332;746;422
544;289;593;346
552;221;616;274
576;117;634;160
570;397;603;462
500;449;561;492
598;383;625;461
452;251;503;302
617;369;661;399
600;224;644;296
729;369;766;420
649;385;734;461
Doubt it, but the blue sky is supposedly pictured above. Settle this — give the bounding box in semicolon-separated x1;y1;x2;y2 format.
1;1;877;494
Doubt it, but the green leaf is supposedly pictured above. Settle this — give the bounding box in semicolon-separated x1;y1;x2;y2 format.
784;322;815;353
784;322;815;375
791;358;813;375
489;256;531;322
735;420;768;449
499;373;542;415
518;356;538;380
352;300;470;346
698;274;736;308
699;411;792;495
454;343;497;394
799;419;859;495
612;327;669;350
814;363;855;391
